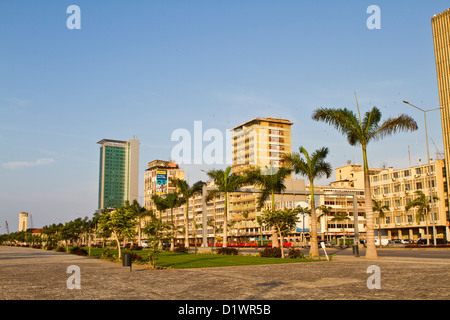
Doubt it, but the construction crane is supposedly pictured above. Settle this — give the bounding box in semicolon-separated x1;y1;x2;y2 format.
431;139;444;160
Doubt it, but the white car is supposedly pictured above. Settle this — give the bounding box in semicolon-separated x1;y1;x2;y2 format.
140;240;149;248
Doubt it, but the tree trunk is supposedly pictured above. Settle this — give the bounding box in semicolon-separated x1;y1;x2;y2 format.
115;233;121;260
309;182;319;257
184;202;190;249
280;233;285;259
223;193;228;248
363;145;378;258
170;208;175;252
271;192;279;248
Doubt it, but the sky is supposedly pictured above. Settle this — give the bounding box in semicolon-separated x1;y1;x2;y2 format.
1;0;449;233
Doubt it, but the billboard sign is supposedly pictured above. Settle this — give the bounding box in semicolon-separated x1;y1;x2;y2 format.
156;170;168;194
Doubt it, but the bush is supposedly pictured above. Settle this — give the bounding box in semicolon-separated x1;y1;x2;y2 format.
46;246;54;251
70;247;88;256
101;248;116;261
288;248;304;259
260;247;282;258
32;244;42;249
174;246;189;253
216;247;239;255
130;244;143;251
56;246;66;252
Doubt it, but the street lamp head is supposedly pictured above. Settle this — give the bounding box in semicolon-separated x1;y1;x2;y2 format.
403;100;409;104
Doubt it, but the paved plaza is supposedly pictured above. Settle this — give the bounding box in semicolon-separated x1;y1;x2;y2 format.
0;246;449;301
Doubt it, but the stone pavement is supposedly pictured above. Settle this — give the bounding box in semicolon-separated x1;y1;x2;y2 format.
1;246;449;301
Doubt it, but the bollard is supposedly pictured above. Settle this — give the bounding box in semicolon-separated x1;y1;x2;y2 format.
352;244;360;257
123;253;132;271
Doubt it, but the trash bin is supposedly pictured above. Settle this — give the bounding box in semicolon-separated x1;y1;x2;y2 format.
123;253;132;270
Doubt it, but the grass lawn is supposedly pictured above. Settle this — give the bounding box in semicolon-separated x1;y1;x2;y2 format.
84;247;319;269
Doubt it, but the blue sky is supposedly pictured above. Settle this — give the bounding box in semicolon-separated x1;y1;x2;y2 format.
1;1;449;232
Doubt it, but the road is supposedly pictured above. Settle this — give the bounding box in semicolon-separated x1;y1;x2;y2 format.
213;246;450;259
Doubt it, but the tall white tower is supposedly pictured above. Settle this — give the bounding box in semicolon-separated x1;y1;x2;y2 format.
18;212;29;232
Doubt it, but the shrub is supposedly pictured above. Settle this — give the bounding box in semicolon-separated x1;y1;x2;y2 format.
216;247;239;255
46;246;54;251
174;246;189;253
288;248;304;259
56;246;66;252
130;244;143;251
101;248;116;261
69;247;88;256
260;247;282;258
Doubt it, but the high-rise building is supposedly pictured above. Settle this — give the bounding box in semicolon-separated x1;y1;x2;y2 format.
97;138;139;209
432;8;450;214
18;212;29;232
231;117;293;175
143;160;185;209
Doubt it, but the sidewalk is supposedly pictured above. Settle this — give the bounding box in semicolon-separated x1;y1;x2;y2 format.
0;246;449;300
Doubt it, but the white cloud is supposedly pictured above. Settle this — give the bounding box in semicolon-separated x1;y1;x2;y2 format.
3;158;55;170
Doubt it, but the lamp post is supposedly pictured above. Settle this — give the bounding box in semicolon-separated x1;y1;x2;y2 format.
403;100;442;246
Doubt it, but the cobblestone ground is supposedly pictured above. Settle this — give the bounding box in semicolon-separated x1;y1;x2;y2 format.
1;246;449;300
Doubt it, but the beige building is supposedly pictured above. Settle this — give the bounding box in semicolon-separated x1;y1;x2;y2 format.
143;160;185;209
370;159;449;240
231;117;293;175
315;185;366;244
230;117;294;220
432;9;450;211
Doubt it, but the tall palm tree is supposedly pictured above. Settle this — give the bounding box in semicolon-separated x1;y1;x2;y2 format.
126;199;152;247
312;100;418;258
372;199;389;247
171;178;205;248
405;190;439;245
164;192;183;251
206;166;246;248
244;165;292;247
284;146;332;257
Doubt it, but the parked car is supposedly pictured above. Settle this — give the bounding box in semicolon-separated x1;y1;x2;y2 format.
387;239;403;246
400;239;412;244
417;238;448;245
375;238;389;246
140;240;149;248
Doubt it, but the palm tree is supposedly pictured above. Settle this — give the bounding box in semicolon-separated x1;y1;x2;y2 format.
244;165;292;247
126;199;152;247
206;166;246;248
317;205;332;242
405;190;439;245
312;100;418;258
372;199;389;247
171;178;205;248
284;146;332;257
331;212;351;246
164;192;183;251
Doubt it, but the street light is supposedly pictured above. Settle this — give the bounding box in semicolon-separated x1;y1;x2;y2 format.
403;100;443;246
